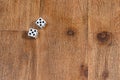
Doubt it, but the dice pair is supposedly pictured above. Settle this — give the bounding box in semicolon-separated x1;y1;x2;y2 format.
28;17;46;38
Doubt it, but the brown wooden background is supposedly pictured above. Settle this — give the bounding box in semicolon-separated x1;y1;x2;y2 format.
0;0;120;80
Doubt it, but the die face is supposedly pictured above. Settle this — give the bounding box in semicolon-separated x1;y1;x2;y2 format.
28;28;38;38
36;17;46;28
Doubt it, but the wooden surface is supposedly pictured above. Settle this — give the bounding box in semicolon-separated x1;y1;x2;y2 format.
0;0;119;80
88;0;120;80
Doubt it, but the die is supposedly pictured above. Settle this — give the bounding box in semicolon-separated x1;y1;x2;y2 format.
28;28;38;38
35;17;46;28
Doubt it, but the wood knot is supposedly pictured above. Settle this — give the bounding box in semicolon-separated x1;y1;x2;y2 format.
67;29;75;36
97;31;112;45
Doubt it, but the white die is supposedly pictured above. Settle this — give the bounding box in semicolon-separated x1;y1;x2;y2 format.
28;28;38;38
35;17;46;28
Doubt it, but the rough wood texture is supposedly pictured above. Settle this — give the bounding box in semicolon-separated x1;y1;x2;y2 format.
0;31;37;80
88;0;120;80
0;0;120;80
0;0;40;31
37;0;88;80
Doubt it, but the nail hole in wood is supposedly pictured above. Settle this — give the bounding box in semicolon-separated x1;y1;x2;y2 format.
67;29;75;36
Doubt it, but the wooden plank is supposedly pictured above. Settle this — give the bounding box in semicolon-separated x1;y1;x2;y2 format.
0;31;37;80
88;0;120;80
0;0;40;31
36;0;88;80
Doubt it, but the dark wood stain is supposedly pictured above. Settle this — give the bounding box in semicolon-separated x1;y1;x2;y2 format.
80;65;88;78
84;69;88;78
102;70;109;80
102;57;109;80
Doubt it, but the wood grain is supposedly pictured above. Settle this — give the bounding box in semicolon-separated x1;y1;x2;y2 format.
0;0;120;80
0;0;40;31
0;0;88;80
37;0;88;80
88;0;120;80
0;31;37;80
